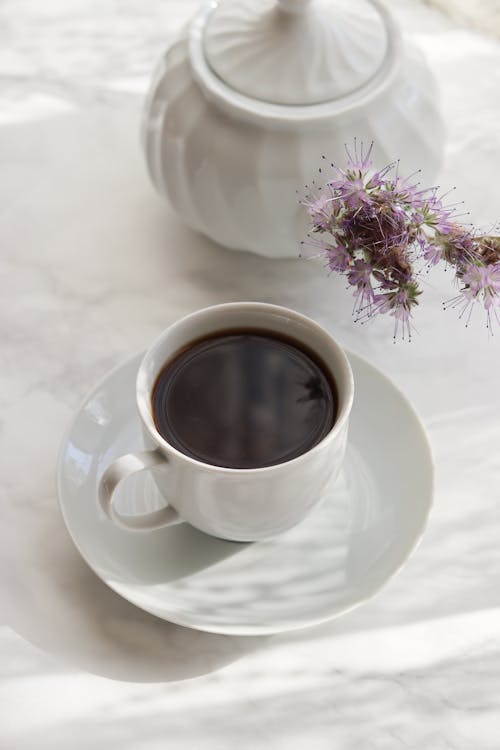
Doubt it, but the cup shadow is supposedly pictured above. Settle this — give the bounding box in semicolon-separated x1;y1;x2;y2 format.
1;494;265;683
94;471;249;585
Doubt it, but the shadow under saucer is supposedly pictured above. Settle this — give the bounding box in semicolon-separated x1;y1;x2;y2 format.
0;493;264;683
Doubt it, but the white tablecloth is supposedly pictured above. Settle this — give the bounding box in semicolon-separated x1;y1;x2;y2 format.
1;1;500;748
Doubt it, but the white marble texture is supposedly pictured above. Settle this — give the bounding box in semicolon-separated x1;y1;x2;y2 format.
426;0;500;37
1;1;500;748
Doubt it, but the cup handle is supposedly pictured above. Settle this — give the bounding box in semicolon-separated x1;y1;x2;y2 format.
98;449;180;531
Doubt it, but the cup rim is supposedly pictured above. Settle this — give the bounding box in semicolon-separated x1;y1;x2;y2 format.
136;302;354;475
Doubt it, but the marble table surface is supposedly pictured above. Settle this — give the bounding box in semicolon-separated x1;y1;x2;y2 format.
2;1;500;747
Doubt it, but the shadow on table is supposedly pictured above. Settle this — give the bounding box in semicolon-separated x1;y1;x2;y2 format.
141;204;356;345
1;496;266;683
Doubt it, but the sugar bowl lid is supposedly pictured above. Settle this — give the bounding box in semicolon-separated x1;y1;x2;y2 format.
203;0;389;106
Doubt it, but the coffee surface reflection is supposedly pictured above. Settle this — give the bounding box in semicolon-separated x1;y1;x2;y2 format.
152;330;337;469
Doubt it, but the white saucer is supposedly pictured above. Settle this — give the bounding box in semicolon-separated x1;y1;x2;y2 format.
57;352;433;636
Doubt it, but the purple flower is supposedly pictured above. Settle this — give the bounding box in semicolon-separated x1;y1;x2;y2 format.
344;176;372;210
306;193;332;232
343;139;375;172
390;299;413;341
423;242;442;266
301;141;500;338
325;243;351;272
462;263;500;310
347;260;376;319
372;293;392;314
347;259;372;288
434;215;455;235
421;193;455;234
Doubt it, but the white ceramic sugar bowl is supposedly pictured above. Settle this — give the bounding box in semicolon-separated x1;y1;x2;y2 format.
142;0;445;258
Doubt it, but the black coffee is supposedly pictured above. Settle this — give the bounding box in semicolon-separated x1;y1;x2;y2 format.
152;330;337;469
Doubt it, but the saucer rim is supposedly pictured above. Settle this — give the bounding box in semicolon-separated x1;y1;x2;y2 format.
56;350;434;636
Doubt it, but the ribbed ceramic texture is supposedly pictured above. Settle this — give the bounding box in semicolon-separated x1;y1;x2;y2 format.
204;0;388;105
142;32;444;258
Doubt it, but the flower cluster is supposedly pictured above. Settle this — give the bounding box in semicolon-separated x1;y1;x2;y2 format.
302;142;500;340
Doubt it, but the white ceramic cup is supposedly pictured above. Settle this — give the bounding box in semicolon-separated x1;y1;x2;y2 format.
98;302;354;541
